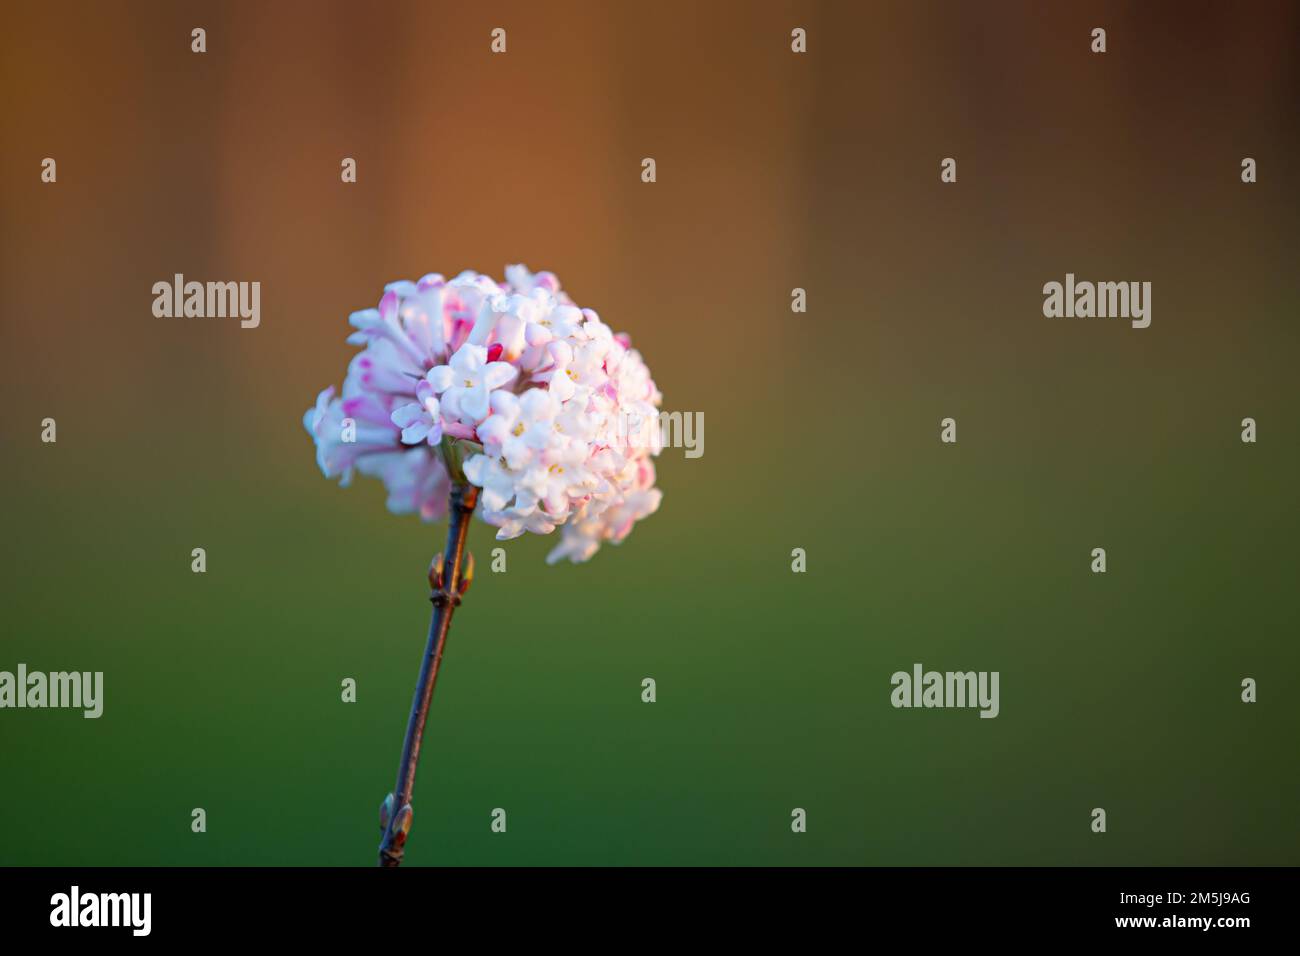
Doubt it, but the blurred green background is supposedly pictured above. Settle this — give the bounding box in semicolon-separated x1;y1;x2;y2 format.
1;0;1297;865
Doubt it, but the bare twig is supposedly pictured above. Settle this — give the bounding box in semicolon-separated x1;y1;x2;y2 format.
377;482;478;867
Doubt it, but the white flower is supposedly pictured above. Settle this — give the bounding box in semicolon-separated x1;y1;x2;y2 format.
476;389;560;469
546;461;663;565
389;379;443;446
543;340;577;402
425;344;518;424
462;454;531;515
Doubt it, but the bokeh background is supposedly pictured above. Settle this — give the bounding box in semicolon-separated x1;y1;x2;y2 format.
1;0;1297;865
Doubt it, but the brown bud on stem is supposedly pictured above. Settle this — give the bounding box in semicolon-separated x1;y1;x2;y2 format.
392;804;413;849
459;552;475;595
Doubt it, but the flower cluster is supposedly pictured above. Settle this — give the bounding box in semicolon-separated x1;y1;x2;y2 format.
303;266;663;563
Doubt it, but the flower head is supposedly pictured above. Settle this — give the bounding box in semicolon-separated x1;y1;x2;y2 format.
304;266;662;561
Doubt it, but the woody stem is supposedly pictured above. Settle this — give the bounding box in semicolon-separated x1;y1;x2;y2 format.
377;482;478;867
